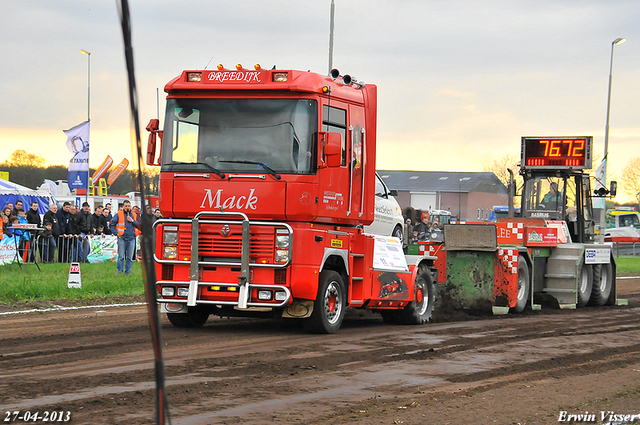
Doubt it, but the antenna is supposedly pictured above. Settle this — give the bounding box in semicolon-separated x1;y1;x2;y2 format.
328;0;335;74
204;56;214;70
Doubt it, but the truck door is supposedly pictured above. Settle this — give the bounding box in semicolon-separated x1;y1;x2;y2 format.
348;105;365;218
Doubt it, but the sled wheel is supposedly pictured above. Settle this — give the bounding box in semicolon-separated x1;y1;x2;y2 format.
590;262;613;306
576;261;593;308
304;270;346;334
511;257;530;313
167;307;209;328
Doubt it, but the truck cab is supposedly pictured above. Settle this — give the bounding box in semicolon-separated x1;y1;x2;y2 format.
147;66;435;333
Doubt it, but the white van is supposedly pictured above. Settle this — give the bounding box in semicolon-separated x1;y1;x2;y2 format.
364;173;405;242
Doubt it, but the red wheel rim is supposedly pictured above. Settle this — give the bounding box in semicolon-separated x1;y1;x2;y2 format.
416;288;423;304
328;293;336;313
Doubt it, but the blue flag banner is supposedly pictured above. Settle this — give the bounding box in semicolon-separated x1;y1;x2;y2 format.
65;121;90;192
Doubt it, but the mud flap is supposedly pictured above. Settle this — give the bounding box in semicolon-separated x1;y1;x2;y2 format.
282;300;314;318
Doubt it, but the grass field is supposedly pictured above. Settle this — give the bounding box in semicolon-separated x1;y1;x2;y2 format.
0;262;145;304
0;256;638;305
614;255;640;274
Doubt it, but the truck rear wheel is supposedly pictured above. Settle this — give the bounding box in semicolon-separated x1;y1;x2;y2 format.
576;261;593;308
590;263;613;306
304;270;346;334
383;267;434;325
167;307;209;328
511;257;530;313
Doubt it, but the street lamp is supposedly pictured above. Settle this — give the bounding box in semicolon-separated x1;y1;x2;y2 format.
599;38;625;242
80;49;91;121
603;38;625;186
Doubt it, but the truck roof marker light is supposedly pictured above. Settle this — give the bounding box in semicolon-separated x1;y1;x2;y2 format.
254;64;262;70
273;72;288;82
187;72;202;82
322;86;330;94
217;64;224;70
236;64;243;70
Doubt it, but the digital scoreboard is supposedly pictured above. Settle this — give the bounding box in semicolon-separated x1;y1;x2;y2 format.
521;136;592;170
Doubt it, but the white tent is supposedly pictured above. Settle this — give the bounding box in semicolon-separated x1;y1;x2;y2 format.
0;179;51;214
0;179;36;192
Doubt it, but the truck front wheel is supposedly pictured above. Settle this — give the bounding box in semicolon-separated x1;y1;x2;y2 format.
304;270;346;334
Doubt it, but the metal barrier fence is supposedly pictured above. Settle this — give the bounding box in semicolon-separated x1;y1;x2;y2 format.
611;242;640;257
17;234;132;264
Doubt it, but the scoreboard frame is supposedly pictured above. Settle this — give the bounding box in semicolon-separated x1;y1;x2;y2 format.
521;136;592;170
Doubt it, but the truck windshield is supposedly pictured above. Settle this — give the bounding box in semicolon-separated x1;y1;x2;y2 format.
523;176;567;219
523;176;584;220
161;98;318;174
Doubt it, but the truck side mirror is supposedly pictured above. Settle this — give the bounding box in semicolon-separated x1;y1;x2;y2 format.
145;119;163;166
388;189;398;197
322;132;342;168
610;181;617;197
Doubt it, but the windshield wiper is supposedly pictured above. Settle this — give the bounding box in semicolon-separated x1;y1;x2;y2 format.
172;161;225;178
219;160;281;180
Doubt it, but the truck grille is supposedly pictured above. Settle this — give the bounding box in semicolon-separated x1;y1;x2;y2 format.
177;224;274;259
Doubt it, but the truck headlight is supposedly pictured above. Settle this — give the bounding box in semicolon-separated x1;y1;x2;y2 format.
276;235;290;248
276;249;289;263
163;232;178;245
258;290;272;301
164;246;178;259
161;286;175;297
176;287;189;297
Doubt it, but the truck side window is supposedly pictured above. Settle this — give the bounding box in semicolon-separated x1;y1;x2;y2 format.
322;105;347;166
172;108;200;163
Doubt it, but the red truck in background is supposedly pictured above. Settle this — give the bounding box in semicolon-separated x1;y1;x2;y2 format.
146;65;435;333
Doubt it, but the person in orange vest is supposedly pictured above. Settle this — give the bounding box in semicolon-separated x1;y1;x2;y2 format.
109;200;141;275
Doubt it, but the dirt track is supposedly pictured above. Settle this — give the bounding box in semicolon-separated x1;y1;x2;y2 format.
1;278;639;425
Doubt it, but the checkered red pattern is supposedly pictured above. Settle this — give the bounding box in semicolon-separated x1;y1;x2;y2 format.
498;248;518;274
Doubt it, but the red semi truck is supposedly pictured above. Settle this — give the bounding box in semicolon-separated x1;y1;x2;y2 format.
146;65;435;333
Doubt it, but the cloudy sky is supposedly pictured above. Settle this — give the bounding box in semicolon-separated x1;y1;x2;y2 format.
1;0;639;196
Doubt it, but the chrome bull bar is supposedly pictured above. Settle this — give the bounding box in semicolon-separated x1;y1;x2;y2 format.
153;212;293;309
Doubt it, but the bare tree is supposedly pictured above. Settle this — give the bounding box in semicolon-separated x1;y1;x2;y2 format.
483;154;523;208
483;154;520;188
619;157;640;203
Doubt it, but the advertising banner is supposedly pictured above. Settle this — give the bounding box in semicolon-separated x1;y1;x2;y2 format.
0;234;19;265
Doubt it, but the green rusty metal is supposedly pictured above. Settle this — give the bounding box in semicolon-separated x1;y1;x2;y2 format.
439;250;495;310
406;244;420;255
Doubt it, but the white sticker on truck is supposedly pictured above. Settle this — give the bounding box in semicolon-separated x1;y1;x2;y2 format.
372;236;409;272
585;248;610;264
